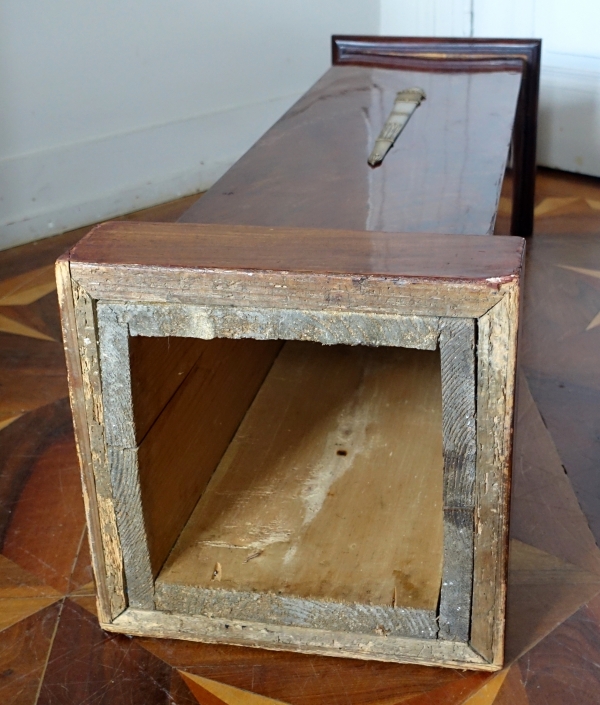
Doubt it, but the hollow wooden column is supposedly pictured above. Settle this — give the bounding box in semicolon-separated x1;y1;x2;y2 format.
57;222;524;669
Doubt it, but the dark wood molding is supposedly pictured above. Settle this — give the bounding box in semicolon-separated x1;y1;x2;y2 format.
332;36;541;238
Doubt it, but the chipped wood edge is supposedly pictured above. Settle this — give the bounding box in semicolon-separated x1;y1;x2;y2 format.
471;279;520;665
70;263;510;319
104;608;500;671
55;257;125;622
108;302;441;350
70;280;128;619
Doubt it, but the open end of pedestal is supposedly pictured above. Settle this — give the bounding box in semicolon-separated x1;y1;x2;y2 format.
129;337;444;617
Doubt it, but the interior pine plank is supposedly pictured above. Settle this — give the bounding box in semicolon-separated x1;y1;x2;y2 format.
135;337;283;576
158;341;444;611
129;336;207;444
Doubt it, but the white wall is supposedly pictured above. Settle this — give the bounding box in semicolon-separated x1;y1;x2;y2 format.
380;0;472;38
380;0;600;177
0;0;379;250
473;0;600;177
5;0;598;250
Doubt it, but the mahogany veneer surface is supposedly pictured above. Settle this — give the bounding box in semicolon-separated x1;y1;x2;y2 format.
180;66;521;235
70;222;524;281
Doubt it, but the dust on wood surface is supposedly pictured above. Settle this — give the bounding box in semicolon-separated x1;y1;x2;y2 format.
159;341;444;612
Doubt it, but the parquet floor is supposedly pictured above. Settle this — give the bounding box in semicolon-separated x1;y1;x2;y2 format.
1;169;600;704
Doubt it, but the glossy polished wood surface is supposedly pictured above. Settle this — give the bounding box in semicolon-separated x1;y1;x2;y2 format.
70;222;524;281
331;36;541;238
181;66;521;236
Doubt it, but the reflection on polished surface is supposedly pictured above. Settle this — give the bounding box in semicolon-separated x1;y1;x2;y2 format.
182;66;522;236
69;222;524;282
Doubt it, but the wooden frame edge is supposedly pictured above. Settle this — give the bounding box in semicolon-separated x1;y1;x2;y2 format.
55;256;115;623
96;303;156;609
471;278;521;666
104;608;499;671
93;296;519;668
70;264;509;320
56;257;127;621
62;240;523;668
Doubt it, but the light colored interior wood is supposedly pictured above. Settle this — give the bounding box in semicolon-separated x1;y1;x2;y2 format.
133;337;283;576
158;341;444;611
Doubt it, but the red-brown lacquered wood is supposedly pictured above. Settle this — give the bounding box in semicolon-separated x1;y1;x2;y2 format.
331;36;541;238
69;221;525;282
180;65;522;237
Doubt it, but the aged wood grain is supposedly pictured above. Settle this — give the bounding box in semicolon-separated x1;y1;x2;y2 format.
96;304;153;609
471;283;520;665
439;507;474;643
72;263;513;320
56;259;125;621
439;318;477;509
438;318;476;643
155;582;437;639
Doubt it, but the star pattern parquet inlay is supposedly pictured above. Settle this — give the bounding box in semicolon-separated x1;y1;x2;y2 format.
0;175;599;703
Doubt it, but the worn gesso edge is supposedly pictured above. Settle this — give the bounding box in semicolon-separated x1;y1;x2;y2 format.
69;263;515;319
104;608;499;670
106;301;441;350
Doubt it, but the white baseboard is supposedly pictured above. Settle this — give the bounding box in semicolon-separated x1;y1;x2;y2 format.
0;93;300;251
538;52;600;177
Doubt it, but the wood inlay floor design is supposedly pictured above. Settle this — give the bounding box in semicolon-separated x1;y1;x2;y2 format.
1;170;600;703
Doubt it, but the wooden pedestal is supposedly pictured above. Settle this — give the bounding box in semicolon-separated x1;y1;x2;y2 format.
56;35;538;670
57;223;523;670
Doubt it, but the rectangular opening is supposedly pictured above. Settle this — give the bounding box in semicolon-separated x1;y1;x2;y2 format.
130;337;444;620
